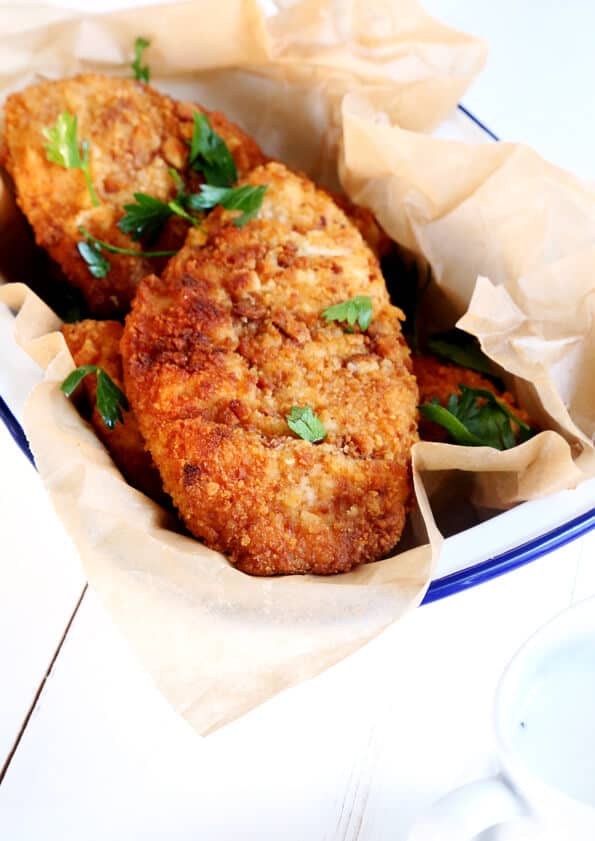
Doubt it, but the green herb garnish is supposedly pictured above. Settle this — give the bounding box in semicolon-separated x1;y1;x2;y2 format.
117;180;265;245
132;37;151;83
321;295;373;331
77;227;178;277
167;199;198;226
286;406;327;443
79;226;177;258
187;184;267;227
427;329;495;377
118;193;174;243
42;111;99;207
77;240;110;278
61;365;129;430
188;112;237;187
117;187;201;243
168;167;185;193
419;385;533;450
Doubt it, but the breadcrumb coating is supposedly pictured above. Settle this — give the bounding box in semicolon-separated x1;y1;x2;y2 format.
62;319;165;503
1;73;266;316
122;162;418;575
332;193;393;258
414;354;531;442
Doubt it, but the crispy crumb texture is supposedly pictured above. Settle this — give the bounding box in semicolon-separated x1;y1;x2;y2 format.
62;319;166;503
122;162;418;575
2;73;266;317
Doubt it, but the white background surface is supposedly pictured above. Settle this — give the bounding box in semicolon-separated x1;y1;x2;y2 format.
425;0;595;182
1;3;595;840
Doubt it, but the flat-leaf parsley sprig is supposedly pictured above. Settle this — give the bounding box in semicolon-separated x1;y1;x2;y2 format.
419;385;533;450
427;329;495;377
117;170;202;244
286;406;327;443
188;111;237;187
42;111;99;207
118;177;267;243
117;193;179;243
77;226;178;278
61;365;129;430
321;296;373;332
77;239;111;279
187;184;267;228
187;117;267;224
132;36;151;83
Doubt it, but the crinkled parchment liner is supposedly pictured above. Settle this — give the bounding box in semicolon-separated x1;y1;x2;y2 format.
339;95;595;509
1;0;591;735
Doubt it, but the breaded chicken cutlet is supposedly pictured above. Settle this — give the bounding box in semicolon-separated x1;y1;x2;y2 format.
1;74;266;317
122;162;418;576
61;319;167;504
332;194;393;259
59;327;529;516
414;354;531;442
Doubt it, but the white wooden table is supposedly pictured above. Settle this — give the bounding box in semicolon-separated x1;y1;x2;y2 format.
1;3;595;839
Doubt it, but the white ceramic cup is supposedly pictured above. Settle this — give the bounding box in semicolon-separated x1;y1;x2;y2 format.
408;596;595;840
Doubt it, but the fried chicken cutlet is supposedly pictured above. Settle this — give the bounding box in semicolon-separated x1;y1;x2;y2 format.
62;319;165;503
1;74;266;317
332;194;393;259
414;354;531;442
122;162;418;576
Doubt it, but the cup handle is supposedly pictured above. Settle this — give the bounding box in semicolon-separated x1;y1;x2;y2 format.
407;776;527;841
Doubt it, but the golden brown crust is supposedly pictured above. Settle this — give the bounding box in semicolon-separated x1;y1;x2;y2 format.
414;354;532;442
332;193;393;258
122;162;418;575
61;319;166;503
2;74;266;317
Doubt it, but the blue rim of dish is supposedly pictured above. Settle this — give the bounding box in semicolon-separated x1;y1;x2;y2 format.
423;507;595;603
0;395;34;466
1;106;593;603
457;103;500;141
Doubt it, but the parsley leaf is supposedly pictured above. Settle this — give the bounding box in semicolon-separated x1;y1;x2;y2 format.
96;370;129;430
42;111;80;168
188;112;237;187
419;385;533;450
286;406;327;443
77;227;179;277
118;193;173;243
187;184;267;227
168;167;185;193
77;240;110;278
167;199;198;226
61;365;129;430
42;112;99;207
79;226;177;259
118;171;204;243
321;295;373;331
132;36;151;83
427;329;495;377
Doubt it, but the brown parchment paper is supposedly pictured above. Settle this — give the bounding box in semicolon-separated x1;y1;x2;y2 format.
339;94;595;510
0;0;488;734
